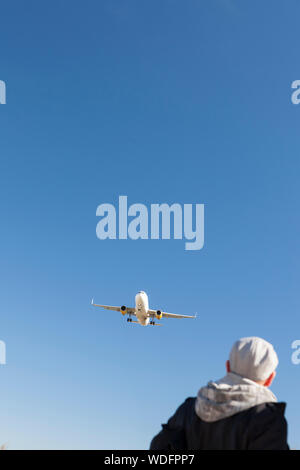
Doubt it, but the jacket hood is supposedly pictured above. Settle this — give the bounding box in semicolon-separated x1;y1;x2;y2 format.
195;372;277;423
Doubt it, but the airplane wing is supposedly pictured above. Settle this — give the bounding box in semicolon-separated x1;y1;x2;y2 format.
148;309;196;320
91;300;136;316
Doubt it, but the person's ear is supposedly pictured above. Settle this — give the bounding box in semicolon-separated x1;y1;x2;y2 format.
226;360;231;373
263;370;276;387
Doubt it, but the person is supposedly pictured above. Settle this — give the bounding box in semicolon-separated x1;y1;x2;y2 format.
150;336;289;450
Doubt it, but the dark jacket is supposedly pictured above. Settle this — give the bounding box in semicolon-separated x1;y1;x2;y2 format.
150;397;289;450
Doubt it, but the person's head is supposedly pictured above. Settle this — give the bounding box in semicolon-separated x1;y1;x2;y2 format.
225;337;278;387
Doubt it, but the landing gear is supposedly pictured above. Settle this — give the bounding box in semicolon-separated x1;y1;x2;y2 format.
149;317;162;326
127;317;133;322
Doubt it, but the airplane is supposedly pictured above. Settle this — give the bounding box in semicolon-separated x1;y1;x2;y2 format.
91;291;197;326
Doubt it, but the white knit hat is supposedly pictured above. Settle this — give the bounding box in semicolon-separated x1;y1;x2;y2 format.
229;337;279;382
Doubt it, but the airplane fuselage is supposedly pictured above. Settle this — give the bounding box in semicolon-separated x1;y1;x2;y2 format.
135;291;150;326
91;290;196;325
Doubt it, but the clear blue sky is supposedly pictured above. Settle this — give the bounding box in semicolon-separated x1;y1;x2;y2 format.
0;0;299;449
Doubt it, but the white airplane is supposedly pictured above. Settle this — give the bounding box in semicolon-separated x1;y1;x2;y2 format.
91;291;196;326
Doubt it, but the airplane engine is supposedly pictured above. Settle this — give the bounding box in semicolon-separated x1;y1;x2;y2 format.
156;310;163;320
120;305;127;315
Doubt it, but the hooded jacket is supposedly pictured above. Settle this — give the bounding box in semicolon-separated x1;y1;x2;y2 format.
150;373;289;450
